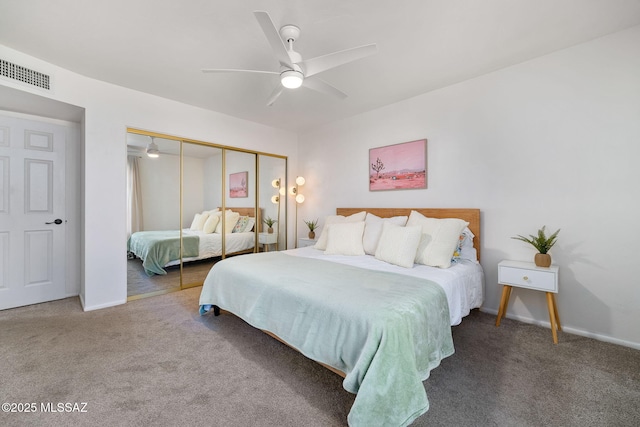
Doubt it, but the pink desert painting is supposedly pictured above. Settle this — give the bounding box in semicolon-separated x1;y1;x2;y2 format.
369;139;427;191
229;171;248;198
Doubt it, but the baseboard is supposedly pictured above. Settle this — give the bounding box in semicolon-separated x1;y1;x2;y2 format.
81;298;126;312
479;308;640;350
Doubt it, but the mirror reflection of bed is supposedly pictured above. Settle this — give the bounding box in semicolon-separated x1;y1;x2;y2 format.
126;131;287;300
127;135;181;298
127;207;260;298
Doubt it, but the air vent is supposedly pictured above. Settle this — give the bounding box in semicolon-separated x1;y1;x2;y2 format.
0;59;50;90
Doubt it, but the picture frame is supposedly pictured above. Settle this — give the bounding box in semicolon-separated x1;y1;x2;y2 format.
229;171;248;198
369;139;427;191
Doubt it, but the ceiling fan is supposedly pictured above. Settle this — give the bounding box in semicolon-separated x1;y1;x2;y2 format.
202;11;377;106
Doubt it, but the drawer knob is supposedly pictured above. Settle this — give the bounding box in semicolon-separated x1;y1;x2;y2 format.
523;276;529;281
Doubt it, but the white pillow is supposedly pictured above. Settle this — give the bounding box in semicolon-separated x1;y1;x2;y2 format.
214;211;240;234
324;222;366;256
189;212;209;231
314;211;366;250
203;208;219;216
203;215;220;234
374;222;422;268
406;210;469;268
244;217;256;232
363;213;408;255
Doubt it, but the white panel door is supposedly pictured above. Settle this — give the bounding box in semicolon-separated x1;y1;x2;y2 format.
0;115;66;310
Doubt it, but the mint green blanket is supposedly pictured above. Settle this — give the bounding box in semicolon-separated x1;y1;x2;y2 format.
199;252;454;426
128;231;199;275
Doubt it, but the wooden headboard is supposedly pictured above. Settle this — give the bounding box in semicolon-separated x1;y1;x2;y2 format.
336;208;481;261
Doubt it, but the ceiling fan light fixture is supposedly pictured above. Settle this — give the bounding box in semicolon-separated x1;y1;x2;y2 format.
280;70;304;89
146;137;160;158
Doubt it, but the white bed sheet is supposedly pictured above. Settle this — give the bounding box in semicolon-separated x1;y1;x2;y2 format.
284;246;484;326
165;230;255;267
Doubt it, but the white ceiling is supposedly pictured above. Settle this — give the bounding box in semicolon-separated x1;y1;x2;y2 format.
1;0;640;133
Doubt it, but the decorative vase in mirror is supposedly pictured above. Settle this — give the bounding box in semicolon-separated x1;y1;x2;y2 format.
308;231;315;239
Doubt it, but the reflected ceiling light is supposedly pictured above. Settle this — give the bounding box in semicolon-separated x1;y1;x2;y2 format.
280;70;304;89
146;137;159;158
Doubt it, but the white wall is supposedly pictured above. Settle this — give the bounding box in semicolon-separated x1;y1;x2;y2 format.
224;150;256;208
138;153;180;231
182;156;206;228
298;26;640;348
203;152;223;212
0;44;298;311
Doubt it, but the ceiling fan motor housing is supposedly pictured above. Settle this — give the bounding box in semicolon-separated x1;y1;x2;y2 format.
279;25;300;43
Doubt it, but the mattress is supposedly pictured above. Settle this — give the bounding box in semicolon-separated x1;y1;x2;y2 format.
165;230;255;266
285;245;484;326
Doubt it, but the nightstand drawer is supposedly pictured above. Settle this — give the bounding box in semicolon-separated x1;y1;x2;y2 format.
298;238;316;248
499;265;557;292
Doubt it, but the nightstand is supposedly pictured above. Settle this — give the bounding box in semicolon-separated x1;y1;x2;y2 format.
297;237;316;248
258;232;278;252
495;260;561;344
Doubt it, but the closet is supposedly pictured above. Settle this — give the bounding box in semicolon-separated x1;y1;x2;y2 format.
126;129;287;299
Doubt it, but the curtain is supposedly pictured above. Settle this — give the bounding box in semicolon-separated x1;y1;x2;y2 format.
127;155;143;237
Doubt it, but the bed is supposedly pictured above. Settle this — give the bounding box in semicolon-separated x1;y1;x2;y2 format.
199;208;483;426
128;207;259;276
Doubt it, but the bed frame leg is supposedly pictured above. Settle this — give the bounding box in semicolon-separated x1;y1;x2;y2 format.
213;305;220;316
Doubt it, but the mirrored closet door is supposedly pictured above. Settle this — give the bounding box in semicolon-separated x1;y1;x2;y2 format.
126;129;287;300
258;154;287;253
126;134;181;299
180;142;225;288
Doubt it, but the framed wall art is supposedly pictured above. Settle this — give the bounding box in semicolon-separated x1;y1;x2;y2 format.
369;139;427;191
229;171;248;198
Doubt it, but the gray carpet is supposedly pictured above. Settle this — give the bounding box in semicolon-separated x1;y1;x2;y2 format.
1;288;638;427
127;258;218;297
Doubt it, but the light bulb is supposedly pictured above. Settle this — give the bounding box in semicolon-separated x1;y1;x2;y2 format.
271;195;279;204
146;138;159;158
281;70;304;89
271;179;280;188
295;176;305;186
295;194;305;204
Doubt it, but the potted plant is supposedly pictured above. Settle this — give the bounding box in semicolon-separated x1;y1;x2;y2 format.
263;216;277;234
304;219;319;239
512;226;560;267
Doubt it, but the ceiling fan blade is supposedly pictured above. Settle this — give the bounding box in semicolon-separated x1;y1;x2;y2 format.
301;44;378;77
254;11;294;69
302;77;348;100
266;85;284;106
202;68;278;75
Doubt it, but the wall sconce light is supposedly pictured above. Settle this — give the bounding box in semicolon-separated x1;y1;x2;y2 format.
146;136;159;158
290;176;305;246
271;178;282;246
290;176;305;203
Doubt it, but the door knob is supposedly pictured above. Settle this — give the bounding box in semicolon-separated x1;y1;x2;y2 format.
45;219;63;225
